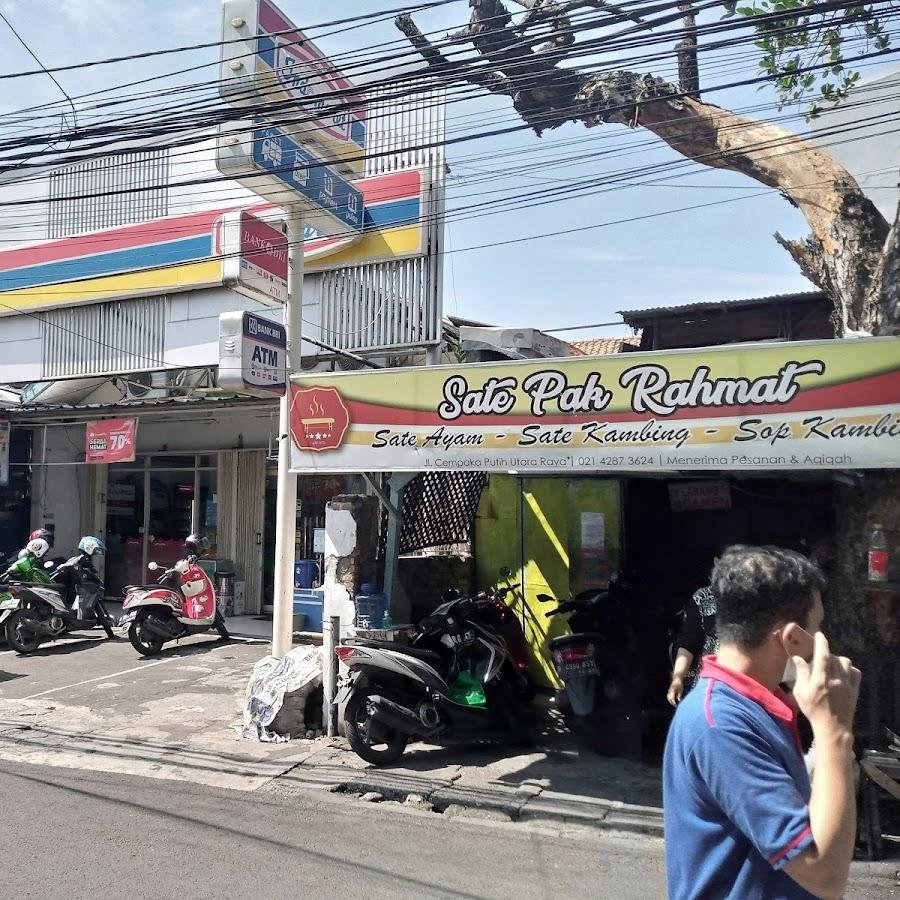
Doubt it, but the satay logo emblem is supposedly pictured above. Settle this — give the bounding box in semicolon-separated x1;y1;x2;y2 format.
291;387;350;452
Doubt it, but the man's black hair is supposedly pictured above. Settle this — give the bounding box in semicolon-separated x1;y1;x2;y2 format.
711;545;825;650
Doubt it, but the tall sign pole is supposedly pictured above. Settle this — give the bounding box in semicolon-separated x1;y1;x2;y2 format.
271;208;304;657
217;0;366;658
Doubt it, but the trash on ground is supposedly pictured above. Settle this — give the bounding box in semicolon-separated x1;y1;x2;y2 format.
240;645;324;742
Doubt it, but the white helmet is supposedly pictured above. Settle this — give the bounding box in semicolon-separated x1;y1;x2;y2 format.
26;538;50;560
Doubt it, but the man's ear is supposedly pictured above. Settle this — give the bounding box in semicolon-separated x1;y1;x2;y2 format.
779;622;808;656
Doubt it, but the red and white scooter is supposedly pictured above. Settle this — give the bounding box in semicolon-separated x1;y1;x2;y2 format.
120;534;229;656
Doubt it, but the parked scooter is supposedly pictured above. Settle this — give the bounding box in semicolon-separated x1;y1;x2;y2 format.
120;534;229;656
3;534;55;585
336;588;530;765
542;573;643;759
0;536;116;655
466;567;535;702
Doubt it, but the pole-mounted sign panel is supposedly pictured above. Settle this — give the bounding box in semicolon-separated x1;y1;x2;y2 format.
216;121;364;238
219;310;288;397
219;0;366;177
219;210;289;306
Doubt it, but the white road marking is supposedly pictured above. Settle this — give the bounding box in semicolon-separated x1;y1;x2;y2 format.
17;638;265;701
20;658;176;700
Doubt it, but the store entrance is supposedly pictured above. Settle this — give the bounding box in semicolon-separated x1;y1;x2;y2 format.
261;472;367;614
105;455;217;596
623;475;837;754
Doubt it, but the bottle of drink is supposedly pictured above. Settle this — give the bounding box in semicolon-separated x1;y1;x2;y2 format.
868;524;888;583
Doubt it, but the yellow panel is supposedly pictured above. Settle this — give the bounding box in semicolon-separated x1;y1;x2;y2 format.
305;225;424;272
475;475;623;689
521;478;572;687
0;260;224;314
566;480;622;594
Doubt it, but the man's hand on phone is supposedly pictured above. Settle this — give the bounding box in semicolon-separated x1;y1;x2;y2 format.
791;632;861;741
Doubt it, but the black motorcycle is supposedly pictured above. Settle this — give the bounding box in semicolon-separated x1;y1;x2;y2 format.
543;574;643;759
335;591;530;765
0;552;115;655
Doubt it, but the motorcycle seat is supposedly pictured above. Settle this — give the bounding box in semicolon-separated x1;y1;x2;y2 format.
347;638;443;669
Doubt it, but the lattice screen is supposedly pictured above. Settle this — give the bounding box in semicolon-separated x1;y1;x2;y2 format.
380;472;487;556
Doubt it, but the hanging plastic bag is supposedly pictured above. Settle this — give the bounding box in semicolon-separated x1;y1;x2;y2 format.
449;671;487;707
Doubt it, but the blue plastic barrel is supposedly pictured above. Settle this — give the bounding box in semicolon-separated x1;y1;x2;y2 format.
294;559;319;589
355;584;387;629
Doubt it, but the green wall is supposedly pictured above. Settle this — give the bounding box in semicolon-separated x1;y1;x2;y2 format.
475;476;622;687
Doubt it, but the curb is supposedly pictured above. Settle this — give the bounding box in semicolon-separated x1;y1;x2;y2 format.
273;762;664;837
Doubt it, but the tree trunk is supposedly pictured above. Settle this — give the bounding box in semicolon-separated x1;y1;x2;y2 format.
572;74;889;333
869;198;900;336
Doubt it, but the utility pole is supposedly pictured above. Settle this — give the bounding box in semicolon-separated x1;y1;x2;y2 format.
271;207;304;658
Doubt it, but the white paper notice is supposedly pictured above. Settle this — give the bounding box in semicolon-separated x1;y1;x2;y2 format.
581;512;605;550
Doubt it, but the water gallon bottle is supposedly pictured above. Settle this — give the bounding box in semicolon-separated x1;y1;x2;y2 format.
294;560;318;589
868;524;889;583
356;583;385;630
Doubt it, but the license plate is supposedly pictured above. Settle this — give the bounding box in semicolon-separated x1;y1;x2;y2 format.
557;658;598;678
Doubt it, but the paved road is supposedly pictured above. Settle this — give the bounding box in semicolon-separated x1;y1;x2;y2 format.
0;625;264;703
1;761;666;900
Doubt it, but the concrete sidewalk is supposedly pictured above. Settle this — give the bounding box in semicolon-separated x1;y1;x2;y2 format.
271;736;664;836
0;633;663;834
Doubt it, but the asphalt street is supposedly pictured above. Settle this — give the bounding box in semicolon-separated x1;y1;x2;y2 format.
1;761;665;900
1;636;896;899
0;624;261;703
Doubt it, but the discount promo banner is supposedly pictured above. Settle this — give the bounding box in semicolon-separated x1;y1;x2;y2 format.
86;418;137;464
289;338;900;474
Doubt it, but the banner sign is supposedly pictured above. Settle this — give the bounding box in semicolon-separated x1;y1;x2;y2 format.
219;0;366;177
218;310;287;397
289;338;900;473
86;418;137;464
220;210;288;305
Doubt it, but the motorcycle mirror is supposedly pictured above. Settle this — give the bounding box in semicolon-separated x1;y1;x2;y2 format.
147;562;159;571
499;566;511;579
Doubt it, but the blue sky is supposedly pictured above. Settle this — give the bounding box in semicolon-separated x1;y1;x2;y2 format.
0;0;892;337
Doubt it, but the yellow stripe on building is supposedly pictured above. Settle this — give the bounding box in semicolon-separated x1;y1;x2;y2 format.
0;260;224;315
307;225;424;272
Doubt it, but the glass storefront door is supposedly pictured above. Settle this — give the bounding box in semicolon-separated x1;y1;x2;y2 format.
105;455;217;596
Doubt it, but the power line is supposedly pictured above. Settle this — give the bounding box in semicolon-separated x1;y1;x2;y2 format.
1;0;881;153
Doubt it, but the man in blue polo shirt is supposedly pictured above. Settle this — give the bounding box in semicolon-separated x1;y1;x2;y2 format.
664;545;860;900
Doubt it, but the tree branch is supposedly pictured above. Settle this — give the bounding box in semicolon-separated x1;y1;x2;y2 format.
397;2;893;330
396;13;515;99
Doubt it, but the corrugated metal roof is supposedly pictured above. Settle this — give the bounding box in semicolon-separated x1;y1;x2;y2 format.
570;336;641;356
7;394;273;421
619;291;827;321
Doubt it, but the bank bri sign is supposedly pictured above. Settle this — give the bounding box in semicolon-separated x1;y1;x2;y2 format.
288;338;900;473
